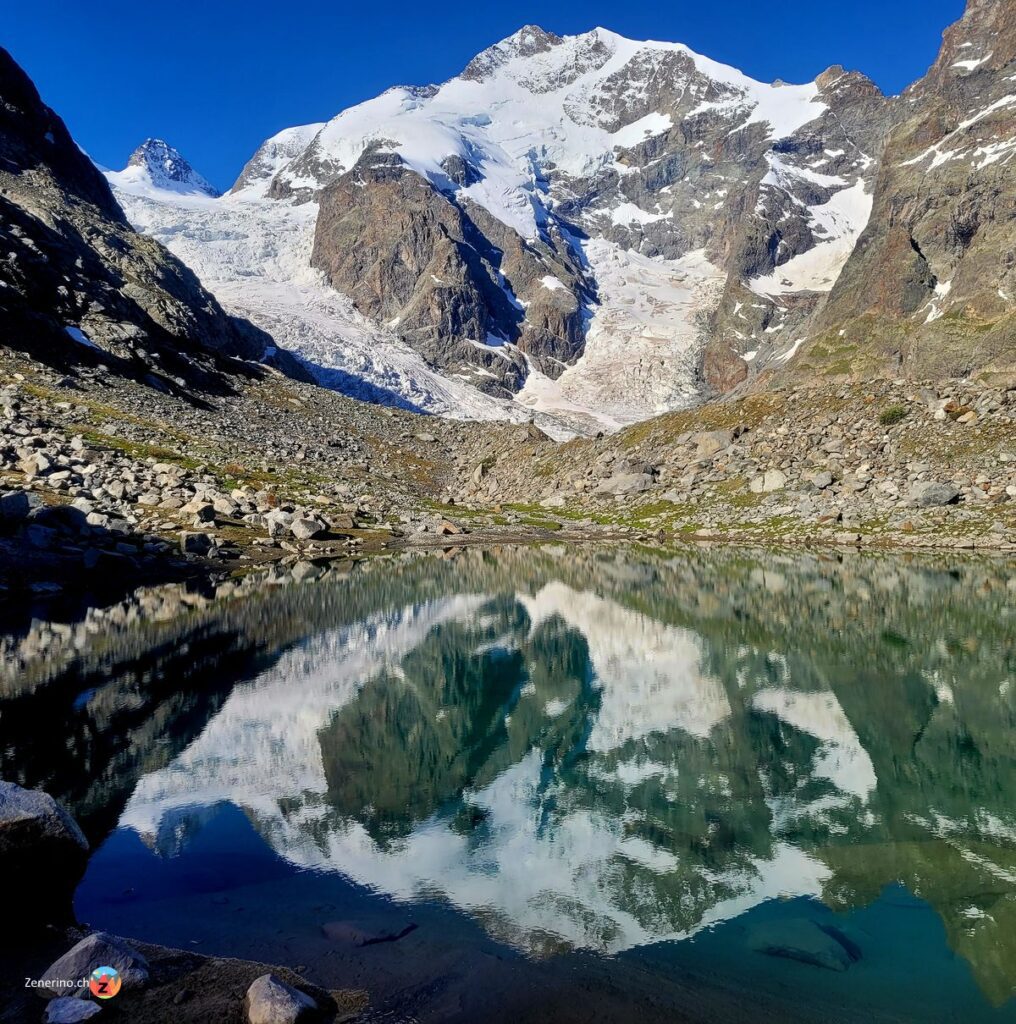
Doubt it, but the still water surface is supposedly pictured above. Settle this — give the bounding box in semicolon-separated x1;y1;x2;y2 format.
3;546;1016;1022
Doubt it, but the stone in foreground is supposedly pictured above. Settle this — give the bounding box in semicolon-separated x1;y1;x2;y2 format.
245;973;318;1024
41;933;150;999
0;781;88;926
44;998;102;1023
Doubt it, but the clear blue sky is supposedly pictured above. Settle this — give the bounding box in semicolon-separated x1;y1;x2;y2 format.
6;0;965;191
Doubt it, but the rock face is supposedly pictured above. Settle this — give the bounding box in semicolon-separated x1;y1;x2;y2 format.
311;149;587;394
0;781;88;927
244;973;318;1024
804;0;1016;378
0;48;289;390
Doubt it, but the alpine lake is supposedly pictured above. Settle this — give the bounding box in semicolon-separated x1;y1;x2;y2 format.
3;543;1016;1023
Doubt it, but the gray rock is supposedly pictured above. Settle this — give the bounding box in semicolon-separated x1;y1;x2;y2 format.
264;510;294;538
693;430;733;459
750;470;787;494
0;489;39;521
244;973;317;1024
595;473;654;496
290;517;326;541
910;481;960;507
811;471;834;490
41;933;149;999
45;998;102;1023
0;781;88;924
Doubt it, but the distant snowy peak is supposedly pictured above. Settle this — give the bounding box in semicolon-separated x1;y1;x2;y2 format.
109;138;220;198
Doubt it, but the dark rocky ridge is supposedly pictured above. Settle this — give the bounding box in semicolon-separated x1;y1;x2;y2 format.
310;148;588;396
0;48;304;394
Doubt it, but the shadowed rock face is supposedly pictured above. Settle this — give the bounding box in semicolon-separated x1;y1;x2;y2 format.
0;48;294;391
311;148;588;395
802;0;1016;380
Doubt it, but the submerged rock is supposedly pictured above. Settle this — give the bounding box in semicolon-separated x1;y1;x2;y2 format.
747;918;861;971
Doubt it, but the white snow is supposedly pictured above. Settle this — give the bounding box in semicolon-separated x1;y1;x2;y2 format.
270;27;826;240
516;240;725;427
608;202;671;226
751;688;878;800
750;178;873;296
116;584;841;956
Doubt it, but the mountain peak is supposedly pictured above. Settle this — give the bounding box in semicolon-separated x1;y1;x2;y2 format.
461;25;564;80
124;138;219;197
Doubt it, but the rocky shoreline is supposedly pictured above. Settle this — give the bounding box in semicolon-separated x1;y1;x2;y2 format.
2;350;1015;606
0;779;364;1024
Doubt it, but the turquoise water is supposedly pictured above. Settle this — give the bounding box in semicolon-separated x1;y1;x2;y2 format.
4;546;1016;1021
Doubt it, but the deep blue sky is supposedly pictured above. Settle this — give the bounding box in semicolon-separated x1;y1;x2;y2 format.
6;0;965;191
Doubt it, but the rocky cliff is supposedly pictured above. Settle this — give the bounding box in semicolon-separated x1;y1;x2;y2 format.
0;48;293;392
797;0;1016;380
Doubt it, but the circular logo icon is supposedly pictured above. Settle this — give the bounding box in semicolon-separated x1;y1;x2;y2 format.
89;966;121;999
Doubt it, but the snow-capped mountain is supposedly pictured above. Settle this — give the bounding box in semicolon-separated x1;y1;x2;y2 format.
103;26;893;428
106;138;221;197
98;7;1014;426
252;25;891;418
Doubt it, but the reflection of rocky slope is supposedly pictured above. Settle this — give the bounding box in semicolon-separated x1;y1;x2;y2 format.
0;49;289;392
67;546;1016;1002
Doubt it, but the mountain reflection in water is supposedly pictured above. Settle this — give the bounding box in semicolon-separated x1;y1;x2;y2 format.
4;545;1016;1011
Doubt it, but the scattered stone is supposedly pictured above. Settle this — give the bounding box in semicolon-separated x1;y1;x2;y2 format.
244;973;318;1024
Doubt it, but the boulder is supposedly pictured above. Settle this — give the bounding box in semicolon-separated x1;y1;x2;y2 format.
0;781;88;927
749;470;787;494
595;473;654;496
264;510;294;538
244;973;318;1024
0;489;40;522
692;430;733;459
180;532;214;556
289;517;327;541
909;481;960;507
41;932;149;999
